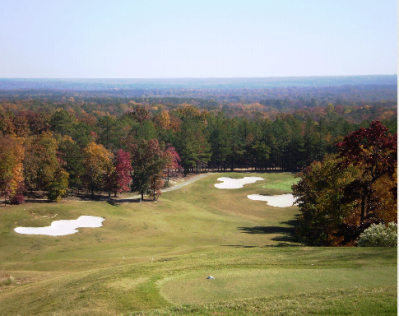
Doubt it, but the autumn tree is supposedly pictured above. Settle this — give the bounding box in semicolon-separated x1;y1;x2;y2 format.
336;121;397;222
293;154;360;246
164;146;182;180
123;105;151;123
83;142;114;198
106;149;132;197
13;112;30;137
0;135;24;205
154;110;172;131
0;110;16;136
18;110;50;135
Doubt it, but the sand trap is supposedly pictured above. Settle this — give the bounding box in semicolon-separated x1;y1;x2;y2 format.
247;194;297;207
14;216;104;236
215;177;264;189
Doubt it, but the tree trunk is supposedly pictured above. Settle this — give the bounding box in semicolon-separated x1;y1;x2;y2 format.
360;185;368;222
360;194;366;222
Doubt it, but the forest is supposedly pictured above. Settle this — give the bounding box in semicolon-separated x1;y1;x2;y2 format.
0;79;397;246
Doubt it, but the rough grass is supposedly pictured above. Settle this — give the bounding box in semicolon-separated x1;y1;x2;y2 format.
0;173;396;315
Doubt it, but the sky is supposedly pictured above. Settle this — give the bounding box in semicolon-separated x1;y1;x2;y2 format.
0;0;397;78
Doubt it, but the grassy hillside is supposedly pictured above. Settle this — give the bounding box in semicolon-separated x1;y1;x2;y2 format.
0;173;396;315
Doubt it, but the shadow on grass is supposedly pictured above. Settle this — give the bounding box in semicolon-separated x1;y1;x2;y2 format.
22;196;156;206
221;244;257;248
264;242;302;247
107;198;157;206
237;217;299;243
24;199;52;204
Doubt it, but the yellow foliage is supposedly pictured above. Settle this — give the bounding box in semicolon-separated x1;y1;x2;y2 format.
61;135;74;144
155;111;171;130
83;142;114;186
0;135;25;199
372;170;397;223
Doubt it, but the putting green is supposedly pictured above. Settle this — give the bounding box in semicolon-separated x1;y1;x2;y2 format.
261;175;300;192
160;266;396;305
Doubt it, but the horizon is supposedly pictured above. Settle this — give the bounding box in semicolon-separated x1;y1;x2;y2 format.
0;75;396;92
1;74;397;80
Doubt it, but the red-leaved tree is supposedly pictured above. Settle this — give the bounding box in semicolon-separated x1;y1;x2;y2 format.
165;146;183;180
336;121;397;222
111;149;132;196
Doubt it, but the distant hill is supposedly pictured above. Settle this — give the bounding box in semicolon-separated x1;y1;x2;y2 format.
0;75;396;90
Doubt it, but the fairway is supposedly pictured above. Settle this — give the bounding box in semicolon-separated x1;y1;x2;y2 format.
0;172;396;316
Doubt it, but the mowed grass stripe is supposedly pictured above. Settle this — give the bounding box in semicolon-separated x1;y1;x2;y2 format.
128;286;397;316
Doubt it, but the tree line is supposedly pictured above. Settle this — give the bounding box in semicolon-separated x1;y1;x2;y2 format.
0;103;396;205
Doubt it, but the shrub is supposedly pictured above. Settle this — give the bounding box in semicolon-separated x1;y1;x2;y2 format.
10;194;25;205
357;222;397;247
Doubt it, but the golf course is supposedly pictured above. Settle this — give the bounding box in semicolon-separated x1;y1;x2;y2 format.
0;172;396;315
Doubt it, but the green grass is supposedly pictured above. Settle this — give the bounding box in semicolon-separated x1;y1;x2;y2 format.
260;173;300;192
129;286;397;316
161;267;396;305
0;173;396;315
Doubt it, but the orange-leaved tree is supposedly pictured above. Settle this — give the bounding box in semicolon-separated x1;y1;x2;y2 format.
0;135;24;205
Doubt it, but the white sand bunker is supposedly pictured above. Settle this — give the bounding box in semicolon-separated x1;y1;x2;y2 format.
215;177;264;189
247;194;297;207
14;216;104;236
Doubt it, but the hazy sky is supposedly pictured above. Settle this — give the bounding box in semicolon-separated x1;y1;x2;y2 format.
0;0;397;78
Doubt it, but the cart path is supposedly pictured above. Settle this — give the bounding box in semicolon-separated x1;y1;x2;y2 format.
24;173;215;203
121;172;215;200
